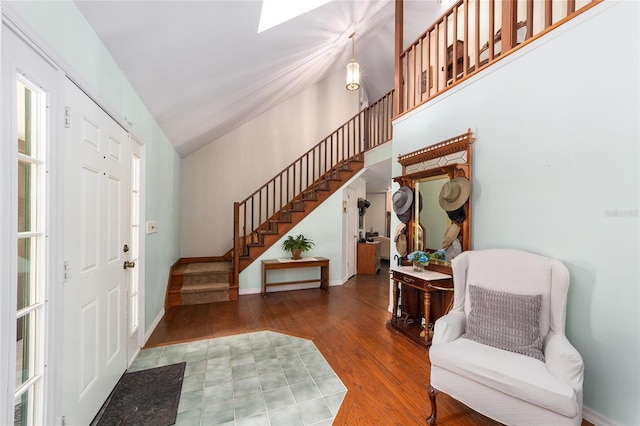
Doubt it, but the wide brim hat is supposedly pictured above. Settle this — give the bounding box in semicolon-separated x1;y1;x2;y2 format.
392;186;414;216
439;177;471;211
397;210;412;224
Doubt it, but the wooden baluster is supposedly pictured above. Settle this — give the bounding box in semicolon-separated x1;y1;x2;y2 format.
394;0;403;117
489;0;495;61
545;0;553;28
501;0;516;54
463;0;469;77
475;0;480;70
526;0;534;40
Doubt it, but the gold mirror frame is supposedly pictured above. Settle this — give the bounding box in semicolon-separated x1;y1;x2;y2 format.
394;129;475;273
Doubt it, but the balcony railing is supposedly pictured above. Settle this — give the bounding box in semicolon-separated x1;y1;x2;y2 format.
396;0;602;115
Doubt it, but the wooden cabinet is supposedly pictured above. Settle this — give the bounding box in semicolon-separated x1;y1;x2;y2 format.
357;242;380;275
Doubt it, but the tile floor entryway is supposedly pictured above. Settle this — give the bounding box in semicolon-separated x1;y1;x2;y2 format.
128;331;347;425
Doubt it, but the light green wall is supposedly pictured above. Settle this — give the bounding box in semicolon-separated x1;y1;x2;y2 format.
239;173;368;292
9;0;182;333
392;2;639;424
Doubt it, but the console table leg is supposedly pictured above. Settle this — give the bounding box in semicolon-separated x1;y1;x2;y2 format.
392;281;399;321
423;290;431;341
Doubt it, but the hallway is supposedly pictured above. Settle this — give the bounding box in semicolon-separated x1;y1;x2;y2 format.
145;264;500;425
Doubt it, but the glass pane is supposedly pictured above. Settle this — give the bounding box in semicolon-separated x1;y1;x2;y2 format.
14;388;31;426
17;81;34;156
17;238;36;311
16;312;36;388
18;160;35;233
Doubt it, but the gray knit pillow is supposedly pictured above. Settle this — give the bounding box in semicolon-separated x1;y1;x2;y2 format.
463;285;544;361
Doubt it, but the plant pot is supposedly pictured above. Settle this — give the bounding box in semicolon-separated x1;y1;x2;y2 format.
413;261;423;272
292;249;302;260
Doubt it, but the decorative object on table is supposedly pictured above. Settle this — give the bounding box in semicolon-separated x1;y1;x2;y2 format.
429;249;446;261
407;250;429;271
392;186;414;223
281;234;314;260
438;177;470;212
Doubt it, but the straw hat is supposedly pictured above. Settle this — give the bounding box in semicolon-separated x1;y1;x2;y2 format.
438;177;470;211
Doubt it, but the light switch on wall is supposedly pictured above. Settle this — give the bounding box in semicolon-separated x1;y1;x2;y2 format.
146;220;159;234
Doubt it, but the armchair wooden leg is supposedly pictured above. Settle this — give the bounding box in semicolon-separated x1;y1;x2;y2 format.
426;385;440;425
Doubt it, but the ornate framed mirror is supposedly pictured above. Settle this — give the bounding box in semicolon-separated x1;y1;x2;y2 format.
393;129;475;273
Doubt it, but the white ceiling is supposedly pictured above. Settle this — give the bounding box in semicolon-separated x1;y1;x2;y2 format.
74;0;446;190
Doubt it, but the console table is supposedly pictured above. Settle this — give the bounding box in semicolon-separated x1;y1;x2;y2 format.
387;265;453;347
261;257;330;296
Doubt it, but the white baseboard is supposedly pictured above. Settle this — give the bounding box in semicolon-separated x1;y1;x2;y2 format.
583;405;617;426
144;308;165;345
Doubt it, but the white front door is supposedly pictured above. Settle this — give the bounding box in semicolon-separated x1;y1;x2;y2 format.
62;79;130;425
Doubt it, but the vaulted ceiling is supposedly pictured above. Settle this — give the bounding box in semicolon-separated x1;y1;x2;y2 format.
75;0;446;159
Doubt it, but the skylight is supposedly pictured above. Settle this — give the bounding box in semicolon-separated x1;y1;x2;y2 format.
258;0;332;33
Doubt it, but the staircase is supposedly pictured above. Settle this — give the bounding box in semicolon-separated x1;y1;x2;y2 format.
164;91;394;308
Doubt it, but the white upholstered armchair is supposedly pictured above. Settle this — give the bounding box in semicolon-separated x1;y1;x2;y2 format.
427;249;584;425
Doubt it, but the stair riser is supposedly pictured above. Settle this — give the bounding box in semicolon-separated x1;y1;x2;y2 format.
183;272;228;285
181;290;229;305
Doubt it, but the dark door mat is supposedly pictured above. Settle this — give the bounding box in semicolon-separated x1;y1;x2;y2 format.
95;362;186;426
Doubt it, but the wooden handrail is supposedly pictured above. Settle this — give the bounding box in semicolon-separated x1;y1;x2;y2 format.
395;0;603;117
233;90;394;269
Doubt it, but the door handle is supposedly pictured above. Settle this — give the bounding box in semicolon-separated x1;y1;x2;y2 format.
123;260;136;270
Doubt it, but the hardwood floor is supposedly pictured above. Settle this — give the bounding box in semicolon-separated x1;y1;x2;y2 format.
145;262;585;426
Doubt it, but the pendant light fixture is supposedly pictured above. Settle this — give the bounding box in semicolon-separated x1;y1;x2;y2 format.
346;32;360;91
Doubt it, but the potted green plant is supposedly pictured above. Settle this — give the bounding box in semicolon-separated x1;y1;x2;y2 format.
281;234;314;260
